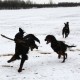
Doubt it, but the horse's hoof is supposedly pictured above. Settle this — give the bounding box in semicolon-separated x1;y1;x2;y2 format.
7;60;11;63
18;69;22;72
61;61;65;63
18;69;25;72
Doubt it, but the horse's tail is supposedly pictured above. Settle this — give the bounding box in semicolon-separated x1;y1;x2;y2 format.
66;44;76;48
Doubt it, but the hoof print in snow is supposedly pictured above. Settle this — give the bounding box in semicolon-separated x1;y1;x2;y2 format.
40;52;51;54
2;65;13;67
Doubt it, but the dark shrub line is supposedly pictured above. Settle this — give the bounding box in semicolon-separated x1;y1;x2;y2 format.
0;1;80;9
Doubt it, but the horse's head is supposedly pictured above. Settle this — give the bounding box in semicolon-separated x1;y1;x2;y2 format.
45;35;56;44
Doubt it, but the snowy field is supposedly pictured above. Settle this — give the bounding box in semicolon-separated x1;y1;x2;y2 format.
0;7;80;80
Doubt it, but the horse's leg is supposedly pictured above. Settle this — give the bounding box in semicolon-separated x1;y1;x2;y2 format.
65;33;68;38
63;33;64;38
18;55;28;72
58;54;61;59
30;44;38;51
62;54;66;63
7;54;17;63
65;53;67;59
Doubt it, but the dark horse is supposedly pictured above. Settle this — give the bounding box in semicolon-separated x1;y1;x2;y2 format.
24;34;40;51
7;28;40;72
62;22;70;38
45;35;75;63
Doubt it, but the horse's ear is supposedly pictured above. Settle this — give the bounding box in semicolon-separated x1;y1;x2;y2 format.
19;28;25;33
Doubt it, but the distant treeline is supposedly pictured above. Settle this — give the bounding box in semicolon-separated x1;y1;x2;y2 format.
0;0;80;9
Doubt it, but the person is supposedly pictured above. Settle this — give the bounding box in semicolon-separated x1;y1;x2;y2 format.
62;22;70;38
7;28;28;72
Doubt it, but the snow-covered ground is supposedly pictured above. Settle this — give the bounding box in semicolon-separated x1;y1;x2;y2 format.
0;7;80;80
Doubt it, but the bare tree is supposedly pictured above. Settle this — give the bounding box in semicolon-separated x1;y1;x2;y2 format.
26;0;33;4
49;0;53;4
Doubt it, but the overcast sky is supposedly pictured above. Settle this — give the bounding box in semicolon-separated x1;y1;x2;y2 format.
25;0;80;4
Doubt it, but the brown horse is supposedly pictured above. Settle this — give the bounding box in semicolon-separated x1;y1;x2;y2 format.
45;35;75;63
62;22;70;38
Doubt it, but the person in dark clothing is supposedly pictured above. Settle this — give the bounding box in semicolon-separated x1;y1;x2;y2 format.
62;22;70;38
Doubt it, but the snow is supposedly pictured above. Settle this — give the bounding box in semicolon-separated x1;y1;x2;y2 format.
0;7;80;80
